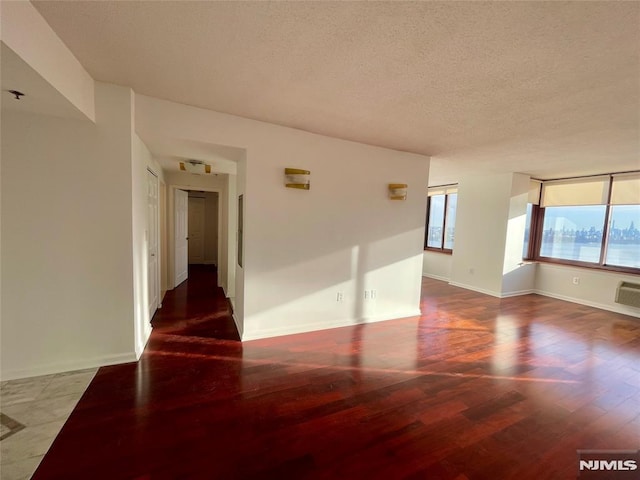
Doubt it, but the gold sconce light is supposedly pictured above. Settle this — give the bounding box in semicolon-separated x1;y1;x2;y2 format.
180;159;212;175
388;183;408;200
285;168;310;190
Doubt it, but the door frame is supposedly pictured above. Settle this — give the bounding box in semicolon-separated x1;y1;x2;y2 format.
187;195;206;265
174;188;189;287
147;168;161;317
168;185;223;290
159;180;167;302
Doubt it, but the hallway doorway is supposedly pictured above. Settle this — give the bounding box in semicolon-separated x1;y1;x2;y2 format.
188;191;219;266
152;265;239;341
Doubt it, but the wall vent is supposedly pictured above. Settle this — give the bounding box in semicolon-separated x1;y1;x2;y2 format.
615;281;640;308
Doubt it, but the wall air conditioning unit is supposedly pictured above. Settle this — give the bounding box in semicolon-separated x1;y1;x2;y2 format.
615;281;640;308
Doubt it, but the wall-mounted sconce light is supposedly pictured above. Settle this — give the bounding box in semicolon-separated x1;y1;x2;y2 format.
180;159;212;175
285;168;310;190
388;183;408;200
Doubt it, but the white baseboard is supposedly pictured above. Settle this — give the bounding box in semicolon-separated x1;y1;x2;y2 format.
422;273;450;282
232;312;243;338
241;309;422;342
135;326;153;359
445;282;534;299
222;284;236;300
447;281;639;318
0;352;137;381
359;309;422;324
535;290;640;318
501;289;535;298
242;318;351;341
448;281;502;298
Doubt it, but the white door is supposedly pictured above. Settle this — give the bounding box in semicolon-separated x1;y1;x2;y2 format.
147;170;159;318
206;193;219;266
175;189;189;287
188;197;205;264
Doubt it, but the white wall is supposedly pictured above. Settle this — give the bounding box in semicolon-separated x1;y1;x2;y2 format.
131;133;165;357
422;251;452;281
203;192;218;265
536;264;639;318
501;173;536;296
450;173;513;297
447;172;536;298
1;83;137;379
165;172;226;193
218;175;235;298
233;158;244;337
134;94;430;341
0;1;95;121
0;38;3;366
226;173;237;301
243;140;428;340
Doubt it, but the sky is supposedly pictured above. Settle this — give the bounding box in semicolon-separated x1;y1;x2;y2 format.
544;205;639;231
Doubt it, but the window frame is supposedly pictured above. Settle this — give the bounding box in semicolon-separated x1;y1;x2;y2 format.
424;186;457;254
530;174;640;275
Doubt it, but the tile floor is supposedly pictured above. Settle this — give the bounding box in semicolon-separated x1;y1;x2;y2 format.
0;368;97;480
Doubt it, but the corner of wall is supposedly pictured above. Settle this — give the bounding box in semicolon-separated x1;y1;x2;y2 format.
1;1;96;121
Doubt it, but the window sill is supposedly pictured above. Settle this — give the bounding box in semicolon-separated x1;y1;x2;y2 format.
518;260;537;266
535;257;640;276
424;248;453;255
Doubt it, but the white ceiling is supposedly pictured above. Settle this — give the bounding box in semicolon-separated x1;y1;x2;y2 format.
30;1;640;184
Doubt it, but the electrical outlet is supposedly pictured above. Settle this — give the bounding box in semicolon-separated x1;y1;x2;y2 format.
364;290;369;299
336;292;344;302
371;289;377;299
572;277;580;285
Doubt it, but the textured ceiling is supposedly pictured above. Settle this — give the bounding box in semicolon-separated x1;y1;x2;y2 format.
32;1;640;184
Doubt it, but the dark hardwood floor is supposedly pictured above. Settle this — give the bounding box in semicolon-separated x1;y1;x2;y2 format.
150;265;240;342
33;272;640;479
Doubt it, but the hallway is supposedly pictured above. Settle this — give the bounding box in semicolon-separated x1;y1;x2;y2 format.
151;265;240;341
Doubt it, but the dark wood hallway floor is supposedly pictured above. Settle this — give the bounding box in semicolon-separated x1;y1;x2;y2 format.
150;265;240;341
33;274;640;479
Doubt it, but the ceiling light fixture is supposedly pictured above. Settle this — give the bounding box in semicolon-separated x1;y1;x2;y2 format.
180;159;212;175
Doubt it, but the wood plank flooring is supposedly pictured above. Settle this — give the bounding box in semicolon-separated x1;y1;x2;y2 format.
32;270;640;479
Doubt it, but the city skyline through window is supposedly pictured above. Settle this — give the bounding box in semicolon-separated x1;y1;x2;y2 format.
539;204;640;268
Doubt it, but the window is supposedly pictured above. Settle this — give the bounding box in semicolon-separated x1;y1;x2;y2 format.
425;185;458;252
606;205;640;268
426;194;445;248
523;203;533;258
522;180;541;260
540;205;607;263
531;173;640;272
